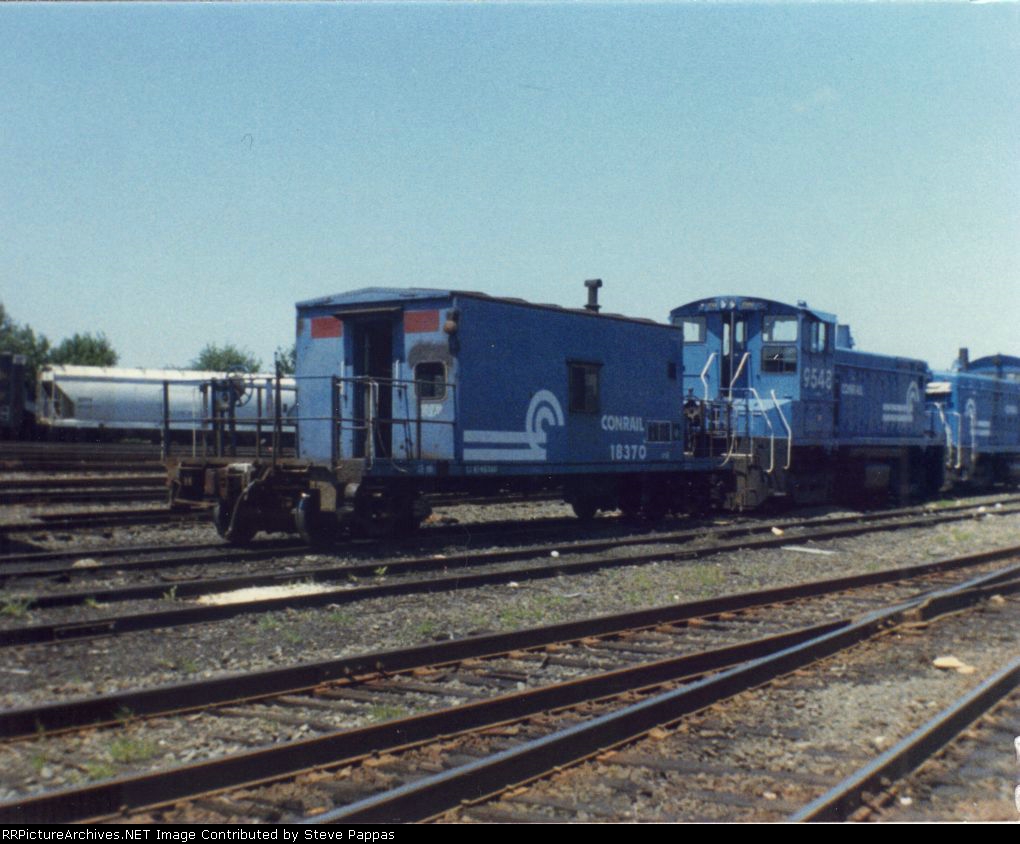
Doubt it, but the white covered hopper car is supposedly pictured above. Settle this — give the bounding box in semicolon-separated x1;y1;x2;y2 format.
36;365;295;442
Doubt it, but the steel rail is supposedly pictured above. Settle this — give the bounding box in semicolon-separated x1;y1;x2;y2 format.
2;544;1018;738
2;494;1015;577
0;622;839;824
3;570;1016;824
3;509;1019;648
303;565;1020;824
789;655;1020;821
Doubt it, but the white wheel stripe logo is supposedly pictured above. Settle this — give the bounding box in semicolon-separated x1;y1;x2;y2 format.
463;390;564;461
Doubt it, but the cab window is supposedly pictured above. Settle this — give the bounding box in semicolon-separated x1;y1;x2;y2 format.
681;318;706;344
806;321;830;353
762;315;798;373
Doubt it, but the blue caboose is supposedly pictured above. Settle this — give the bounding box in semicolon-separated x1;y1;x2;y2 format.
170;285;719;543
927;352;1020;486
669;296;943;508
289;286;719;539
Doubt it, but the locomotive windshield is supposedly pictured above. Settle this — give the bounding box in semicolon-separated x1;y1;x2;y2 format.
762;315;798;374
680;318;706;344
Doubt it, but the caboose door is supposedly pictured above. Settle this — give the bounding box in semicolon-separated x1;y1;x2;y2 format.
350;318;395;459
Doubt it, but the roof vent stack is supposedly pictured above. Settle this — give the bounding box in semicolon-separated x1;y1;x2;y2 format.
584;279;603;313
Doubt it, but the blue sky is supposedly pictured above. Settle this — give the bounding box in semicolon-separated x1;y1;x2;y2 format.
2;2;1017;371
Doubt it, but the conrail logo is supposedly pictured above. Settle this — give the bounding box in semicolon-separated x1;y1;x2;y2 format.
601;414;643;431
463;390;564;462
882;382;920;424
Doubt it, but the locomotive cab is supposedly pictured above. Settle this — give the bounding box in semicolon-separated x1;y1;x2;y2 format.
670;297;838;508
669;296;937;508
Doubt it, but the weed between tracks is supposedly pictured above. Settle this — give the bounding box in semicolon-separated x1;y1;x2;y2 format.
1;597;32;618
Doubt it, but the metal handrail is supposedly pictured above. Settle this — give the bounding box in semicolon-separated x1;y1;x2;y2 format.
728;352;749;400
747;387;776;474
933;403;954;469
770;390;793;471
699;353;717;401
331;374;458;463
947;411;963;470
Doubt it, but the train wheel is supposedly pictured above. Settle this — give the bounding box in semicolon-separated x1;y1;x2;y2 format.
213;500;256;545
295;494;338;547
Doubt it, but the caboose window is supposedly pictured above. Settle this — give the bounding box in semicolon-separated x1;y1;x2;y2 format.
568;363;600;414
414;362;446;400
681;318;706;344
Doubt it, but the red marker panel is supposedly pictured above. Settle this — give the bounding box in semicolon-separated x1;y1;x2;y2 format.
404;310;440;334
310;317;342;339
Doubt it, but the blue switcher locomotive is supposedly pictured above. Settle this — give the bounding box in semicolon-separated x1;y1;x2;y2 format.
167;285;722;543
670;296;944;509
926;352;1020;488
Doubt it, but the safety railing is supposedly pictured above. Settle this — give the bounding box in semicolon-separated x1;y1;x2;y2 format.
327;374;458;468
718;387;787;473
160;373;297;462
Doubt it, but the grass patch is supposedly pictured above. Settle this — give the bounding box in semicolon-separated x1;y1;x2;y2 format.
325;610;353;626
108;737;159;765
159;656;199;674
82;761;117;781
1;597;32;618
675;564;724;592
366;704;408;723
414;619;437;639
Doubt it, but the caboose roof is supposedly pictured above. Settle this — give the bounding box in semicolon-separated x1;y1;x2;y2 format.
669;296;837;325
296;287;664;327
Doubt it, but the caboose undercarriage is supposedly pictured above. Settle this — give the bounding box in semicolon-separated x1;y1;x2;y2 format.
168;456;719;545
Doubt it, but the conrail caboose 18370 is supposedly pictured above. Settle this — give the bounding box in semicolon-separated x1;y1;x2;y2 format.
167;285;722;543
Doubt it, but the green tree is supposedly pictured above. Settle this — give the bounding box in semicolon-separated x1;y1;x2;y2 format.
0;302;50;373
49;332;119;367
274;344;296;375
190;343;261;373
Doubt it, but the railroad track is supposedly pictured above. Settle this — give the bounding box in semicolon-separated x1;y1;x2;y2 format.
1;547;1015;822
0;506;208;536
0;475;167;507
2;494;1016;587
794;662;1020;822
336;570;1019;825
1;500;1017;648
